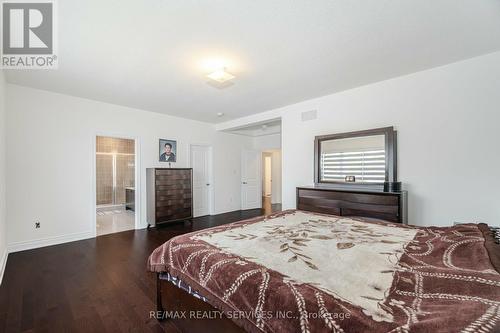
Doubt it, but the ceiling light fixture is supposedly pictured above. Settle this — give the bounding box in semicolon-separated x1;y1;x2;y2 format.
217;112;225;117
207;67;235;83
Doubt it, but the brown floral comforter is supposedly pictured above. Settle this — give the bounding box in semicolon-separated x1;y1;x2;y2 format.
147;210;500;333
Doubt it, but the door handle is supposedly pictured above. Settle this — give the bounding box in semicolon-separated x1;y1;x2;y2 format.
206;183;210;186
242;182;247;184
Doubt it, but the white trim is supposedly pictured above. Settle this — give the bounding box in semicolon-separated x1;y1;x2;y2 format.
7;231;94;253
0;249;7;285
135;138;143;229
91;135;97;237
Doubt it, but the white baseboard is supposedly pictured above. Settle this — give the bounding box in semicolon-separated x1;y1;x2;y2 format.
213;206;242;216
0;249;8;286
7;231;94;253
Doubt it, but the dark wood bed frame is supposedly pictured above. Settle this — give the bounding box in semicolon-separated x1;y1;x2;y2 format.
156;274;245;333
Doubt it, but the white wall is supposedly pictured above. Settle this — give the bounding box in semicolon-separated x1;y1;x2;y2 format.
252;133;281;150
0;71;7;283
269;150;282;204
6;85;252;251
225;51;500;227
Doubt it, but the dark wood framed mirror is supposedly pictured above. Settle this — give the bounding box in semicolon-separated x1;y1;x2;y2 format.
314;127;397;188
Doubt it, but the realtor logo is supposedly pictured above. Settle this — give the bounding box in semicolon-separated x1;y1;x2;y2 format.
1;0;57;69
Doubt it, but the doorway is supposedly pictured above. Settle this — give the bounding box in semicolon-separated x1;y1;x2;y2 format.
190;145;213;217
263;153;272;197
261;150;282;214
95;136;136;236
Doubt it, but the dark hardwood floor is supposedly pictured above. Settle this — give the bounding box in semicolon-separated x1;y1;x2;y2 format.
0;201;282;333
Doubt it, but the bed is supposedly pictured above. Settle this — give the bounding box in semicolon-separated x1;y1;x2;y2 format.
147;209;500;333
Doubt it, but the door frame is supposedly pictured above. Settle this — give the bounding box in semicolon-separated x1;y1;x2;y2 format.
241;149;263;210
189;143;214;217
91;133;142;237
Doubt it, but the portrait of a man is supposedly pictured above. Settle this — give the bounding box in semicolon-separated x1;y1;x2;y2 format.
159;139;177;162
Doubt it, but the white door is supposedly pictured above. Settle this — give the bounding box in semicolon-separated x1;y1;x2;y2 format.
191;145;212;217
241;150;262;210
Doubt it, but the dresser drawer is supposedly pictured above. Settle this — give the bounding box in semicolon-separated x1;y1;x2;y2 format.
156;208;192;223
156;184;191;192
156;169;191;176
296;187;406;224
156;192;192;201
298;189;398;206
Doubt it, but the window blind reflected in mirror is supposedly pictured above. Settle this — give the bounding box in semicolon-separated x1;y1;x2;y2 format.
320;134;386;183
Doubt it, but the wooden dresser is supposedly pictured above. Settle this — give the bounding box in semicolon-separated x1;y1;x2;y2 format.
296;186;407;224
147;168;193;226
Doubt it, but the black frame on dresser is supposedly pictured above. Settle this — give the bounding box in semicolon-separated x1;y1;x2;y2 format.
314;126;397;188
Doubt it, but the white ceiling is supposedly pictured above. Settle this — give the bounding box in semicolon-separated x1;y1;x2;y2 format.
5;0;500;123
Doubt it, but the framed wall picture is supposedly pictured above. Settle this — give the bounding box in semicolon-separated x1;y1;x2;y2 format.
159;139;177;162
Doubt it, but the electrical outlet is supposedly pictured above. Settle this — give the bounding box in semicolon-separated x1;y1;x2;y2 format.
35;222;40;228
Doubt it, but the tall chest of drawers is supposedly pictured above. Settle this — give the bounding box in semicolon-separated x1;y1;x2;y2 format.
146;168;193;226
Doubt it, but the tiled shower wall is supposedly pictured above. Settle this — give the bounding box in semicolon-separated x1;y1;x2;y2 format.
96;136;135;205
96;154;113;205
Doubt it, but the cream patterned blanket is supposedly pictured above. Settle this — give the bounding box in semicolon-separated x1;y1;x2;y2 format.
148;210;500;333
